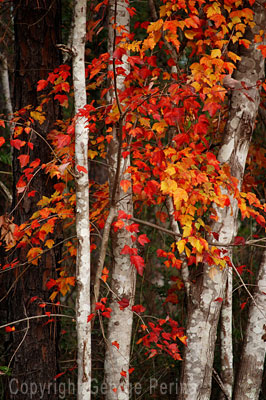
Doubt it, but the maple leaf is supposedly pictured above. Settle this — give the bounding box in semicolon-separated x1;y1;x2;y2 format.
132;304;146;313
113;47;127;60
37;79;48;91
137;234;150;246
57;134;71;148
0;137;5;147
87;313;95;323
118;210;132;220
120;179;131;193
17;154;30;168
5;326;15;332
77;165;88;173
130;255;145;275
10;139;26;150
118;297;130;310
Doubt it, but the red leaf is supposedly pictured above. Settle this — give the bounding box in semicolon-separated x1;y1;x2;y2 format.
214;297;223;303
37;79;48;91
77;165;88;174
120;370;127;377
28;190;37;198
112;341;120;349
130;255;145;275
113;47;127;60
236;265;246;275
132;304;146;313
53;371;66;380
240;301;247;310
125;223;139;233
118;297;130;310
102;310;112;318
138;234;150;246
57;134;71;148
29;296;38;303
5;326;15;332
234;236;246;245
17;154;30;168
87;313;95;323
0;137;5;147
46;279;57;290
128;368;135;374
120;245;137;256
10;139;26;150
118;210;132;220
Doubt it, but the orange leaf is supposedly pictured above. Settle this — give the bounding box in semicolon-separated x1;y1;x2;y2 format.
120;179;131;193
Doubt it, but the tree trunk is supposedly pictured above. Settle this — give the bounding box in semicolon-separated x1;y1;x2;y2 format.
104;2;136;399
72;1;91;399
179;4;265;399
6;1;61;399
233;249;266;400
219;265;233;399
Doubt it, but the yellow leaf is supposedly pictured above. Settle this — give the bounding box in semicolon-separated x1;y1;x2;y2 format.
88;150;98;159
152;120;167;133
184;30;196;40
211;49;221;58
177;239;186;254
30;111;46;125
50;291;58;301
206;2;221;18
191;81;201;92
183;225;192;238
185;245;191;258
161;178;178;194
188;237;203;253
37;196;50;207
45;239;54;249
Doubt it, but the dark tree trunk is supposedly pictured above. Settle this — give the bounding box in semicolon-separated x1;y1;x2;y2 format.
5;1;62;399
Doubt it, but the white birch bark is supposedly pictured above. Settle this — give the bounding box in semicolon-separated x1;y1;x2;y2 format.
0;53;13;123
72;1;91;399
179;4;265;399
219;263;233;399
104;2;136;399
233;249;266;400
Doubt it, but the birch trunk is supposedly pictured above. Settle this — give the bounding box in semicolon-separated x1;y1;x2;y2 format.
219;264;233;399
72;1;91;399
179;4;265;399
233;249;266;400
104;2;136;399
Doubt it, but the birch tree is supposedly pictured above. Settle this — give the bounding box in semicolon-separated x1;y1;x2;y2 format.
233;249;266;400
103;2;136;398
179;3;266;399
72;1;91;399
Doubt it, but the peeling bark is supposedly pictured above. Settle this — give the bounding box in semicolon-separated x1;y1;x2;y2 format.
104;2;136;399
179;4;265;399
233;250;266;400
72;1;91;399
